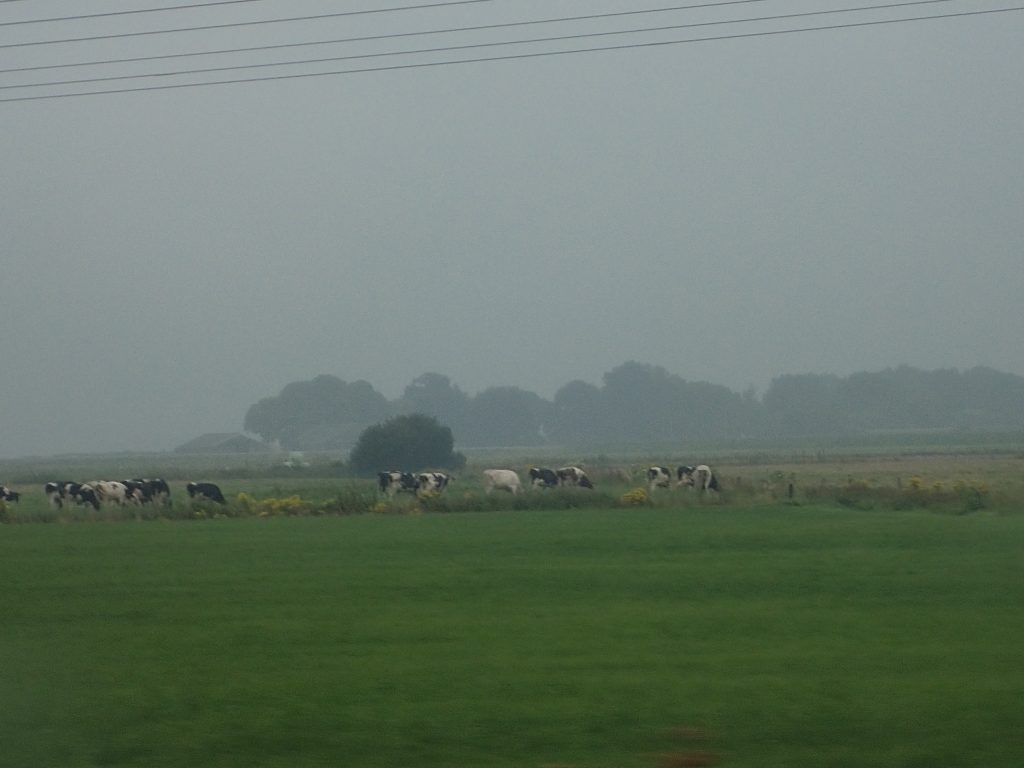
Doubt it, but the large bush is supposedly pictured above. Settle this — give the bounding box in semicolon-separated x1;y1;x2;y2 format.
349;414;465;476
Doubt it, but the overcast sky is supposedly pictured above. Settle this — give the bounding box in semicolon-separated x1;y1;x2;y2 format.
2;0;1022;457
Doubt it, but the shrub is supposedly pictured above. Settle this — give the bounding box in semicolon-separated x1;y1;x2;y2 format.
619;487;651;507
349;414;466;476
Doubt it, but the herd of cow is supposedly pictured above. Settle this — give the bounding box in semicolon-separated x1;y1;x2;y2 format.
0;464;720;510
379;464;720;497
9;479;230;510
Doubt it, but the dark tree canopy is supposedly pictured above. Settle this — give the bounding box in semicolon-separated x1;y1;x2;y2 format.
460;386;552;447
398;372;469;432
239;365;1024;451
243;374;391;449
349;414;466;476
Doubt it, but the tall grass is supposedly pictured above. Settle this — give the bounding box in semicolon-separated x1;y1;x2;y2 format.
5;446;1024;524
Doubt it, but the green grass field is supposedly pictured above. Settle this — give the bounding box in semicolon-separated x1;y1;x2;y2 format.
2;505;1022;767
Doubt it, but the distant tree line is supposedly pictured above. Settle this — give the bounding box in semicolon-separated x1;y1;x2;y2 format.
242;362;1024;451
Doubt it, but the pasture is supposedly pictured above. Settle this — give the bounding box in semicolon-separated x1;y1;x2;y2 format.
2;449;1022;523
2;500;1023;767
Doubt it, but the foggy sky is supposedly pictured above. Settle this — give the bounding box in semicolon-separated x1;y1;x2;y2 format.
3;0;1022;457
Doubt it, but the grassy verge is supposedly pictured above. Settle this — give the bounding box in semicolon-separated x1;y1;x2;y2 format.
2;506;1022;767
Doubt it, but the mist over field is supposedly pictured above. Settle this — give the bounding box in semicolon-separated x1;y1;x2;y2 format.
2;1;1022;458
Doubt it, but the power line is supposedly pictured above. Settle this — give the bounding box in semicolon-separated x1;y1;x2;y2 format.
1;0;273;27
2;5;1020;103
1;1;777;74
0;0;961;92
0;0;495;47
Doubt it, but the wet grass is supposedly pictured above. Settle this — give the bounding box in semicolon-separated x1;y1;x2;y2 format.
2;506;1023;767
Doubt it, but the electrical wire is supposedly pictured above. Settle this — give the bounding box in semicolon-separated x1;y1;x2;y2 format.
2;0;276;27
1;1;777;74
2;4;1019;103
0;0;962;92
1;0;494;46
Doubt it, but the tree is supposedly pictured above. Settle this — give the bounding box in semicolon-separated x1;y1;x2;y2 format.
349;414;466;476
761;373;849;435
461;386;552;446
243;374;391;449
550;379;604;445
397;373;469;434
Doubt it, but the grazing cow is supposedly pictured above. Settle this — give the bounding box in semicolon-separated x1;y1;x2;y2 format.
45;481;65;508
378;471;418;497
482;469;521;495
74;484;101;510
186;481;227;504
122;479;150;505
416;472;451;495
557;466;594;489
54;482;100;510
46;481;83;509
124;478;171;506
677;464;720;492
646;466;672;492
146;478;172;506
92;480;129;506
1;485;20;503
43;481;91;509
528;467;559;489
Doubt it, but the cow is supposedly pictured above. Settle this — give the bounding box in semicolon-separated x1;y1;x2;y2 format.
482;469;521;495
528;467;559;489
46;481;84;509
416;472;451;495
74;483;101;509
378;471;418;497
0;485;19;503
122;479;150;505
45;481;65;508
186;481;227;504
124;478;171;506
92;480;129;506
50;482;100;510
646;466;672;492
677;464;720;492
557;466;594;489
146;478;172;506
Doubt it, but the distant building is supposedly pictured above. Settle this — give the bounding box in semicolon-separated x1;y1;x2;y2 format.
174;432;270;454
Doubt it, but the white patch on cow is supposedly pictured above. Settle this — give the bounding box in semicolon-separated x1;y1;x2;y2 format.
482;469;521;495
557;466;593;488
93;480;128;506
647;466;672;492
416;472;451;495
678;464;719;492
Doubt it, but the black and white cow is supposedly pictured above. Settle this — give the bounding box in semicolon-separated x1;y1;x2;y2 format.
646;466;672;492
677;464;719;492
146;478;171;506
482;469;521;495
44;481;61;508
0;485;20;503
186;481;226;504
124;478;171;506
92;480;129;506
48;481;100;510
529;467;559;489
378;471;418;497
416;472;451;494
45;481;74;509
75;483;101;509
557;466;594;489
122;479;150;505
